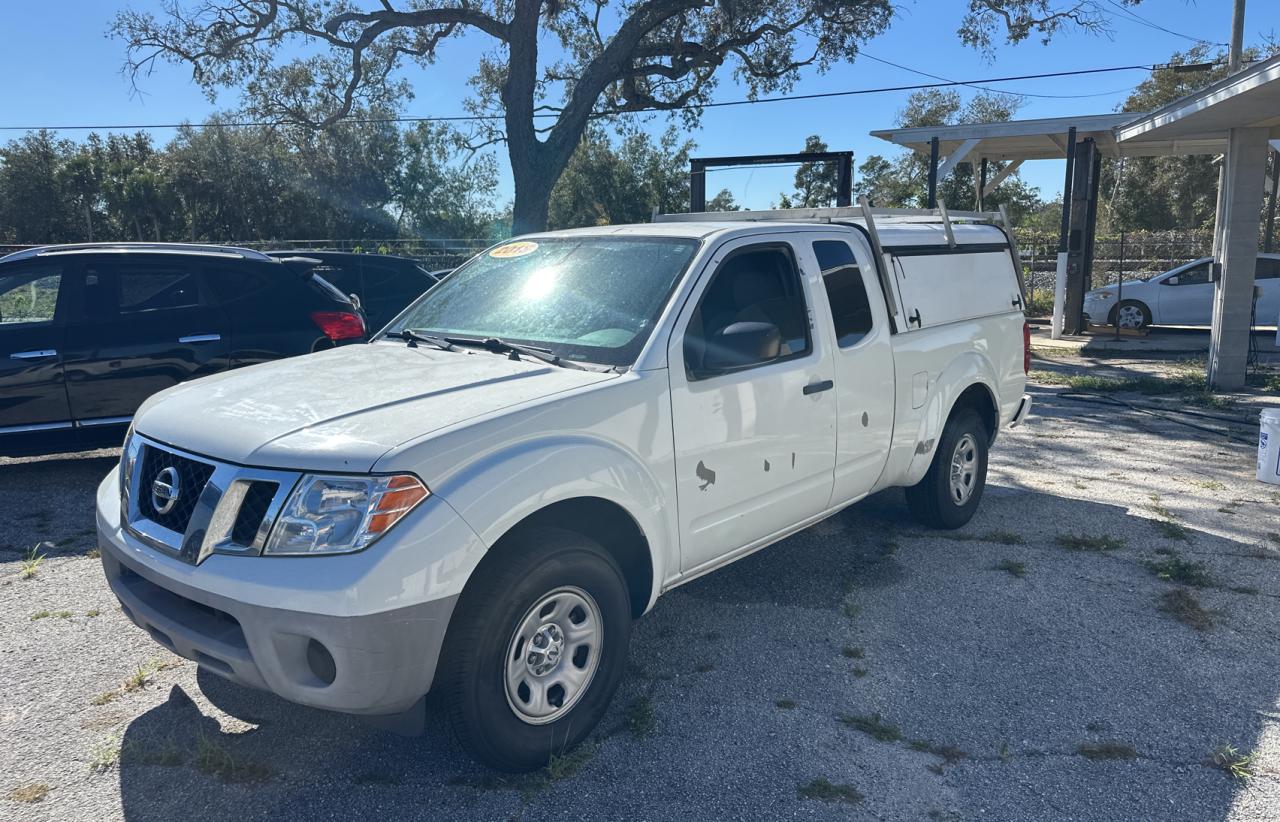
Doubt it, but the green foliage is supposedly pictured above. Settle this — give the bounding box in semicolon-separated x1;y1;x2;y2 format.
548;127;693;229
777;135;839;208
797;777;863;804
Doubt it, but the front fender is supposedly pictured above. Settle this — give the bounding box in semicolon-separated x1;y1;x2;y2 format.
902;352;1000;486
426;435;673;612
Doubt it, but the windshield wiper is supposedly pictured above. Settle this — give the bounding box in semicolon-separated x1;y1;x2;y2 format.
386;329;460;352
444;336;597;371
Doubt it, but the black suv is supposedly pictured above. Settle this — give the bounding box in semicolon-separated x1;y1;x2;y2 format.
264;250;441;332
0;243;366;457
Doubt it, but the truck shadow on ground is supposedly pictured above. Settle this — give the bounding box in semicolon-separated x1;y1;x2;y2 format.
114;482;1279;821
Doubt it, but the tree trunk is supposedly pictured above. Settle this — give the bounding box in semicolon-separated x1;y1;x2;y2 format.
509;156;558;235
83;204;93;241
134;217;144;241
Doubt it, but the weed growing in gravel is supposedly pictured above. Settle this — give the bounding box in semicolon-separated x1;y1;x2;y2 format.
852;667;868;678
123;657;178;693
693;662;714;673
544;743;594;782
19;547;44;579
984;530;1025;546
911;739;968;764
841;646;865;659
797;777;863;805
86;609;100;617
1152;518;1191;541
1189;479;1226;491
1268;532;1280;546
841;597;861;620
7;783;49;803
1211;745;1256;780
994;559;1027;578
1056;533;1124;552
90;691;118;706
30;610;51;621
88;735;122;772
86;548;101;559
1146;554;1213;587
194;730;274;784
838;712;901;743
775;699;796;710
625;696;655;738
1158;589;1213;631
1077;742;1137;760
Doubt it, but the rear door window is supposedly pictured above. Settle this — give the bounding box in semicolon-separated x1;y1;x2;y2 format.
117;268;201;313
0;264;64;325
813;241;874;347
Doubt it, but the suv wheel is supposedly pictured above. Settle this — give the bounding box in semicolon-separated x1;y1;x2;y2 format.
438;526;632;772
905;408;989;529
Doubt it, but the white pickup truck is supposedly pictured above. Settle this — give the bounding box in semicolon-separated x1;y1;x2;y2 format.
96;207;1031;771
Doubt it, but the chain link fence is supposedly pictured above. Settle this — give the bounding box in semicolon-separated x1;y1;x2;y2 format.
1014;229;1215;313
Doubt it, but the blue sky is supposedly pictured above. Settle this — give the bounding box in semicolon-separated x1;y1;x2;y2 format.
0;1;1261;209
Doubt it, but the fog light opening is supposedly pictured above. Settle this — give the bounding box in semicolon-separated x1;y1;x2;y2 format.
306;638;337;685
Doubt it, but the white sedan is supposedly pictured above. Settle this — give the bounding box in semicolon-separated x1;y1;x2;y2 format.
1083;254;1280;329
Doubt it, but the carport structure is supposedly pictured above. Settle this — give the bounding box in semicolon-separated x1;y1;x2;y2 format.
871;53;1280;389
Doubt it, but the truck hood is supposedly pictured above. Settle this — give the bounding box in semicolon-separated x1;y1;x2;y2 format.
134;342;615;472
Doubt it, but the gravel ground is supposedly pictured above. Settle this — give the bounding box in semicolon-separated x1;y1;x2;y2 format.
3;360;1280;822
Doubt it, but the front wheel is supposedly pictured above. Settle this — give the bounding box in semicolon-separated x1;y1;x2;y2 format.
437;526;632;772
905;409;989;529
1109;299;1151;329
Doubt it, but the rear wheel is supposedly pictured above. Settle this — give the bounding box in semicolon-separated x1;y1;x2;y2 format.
437;526;632;772
905;409;989;529
1109;299;1151;330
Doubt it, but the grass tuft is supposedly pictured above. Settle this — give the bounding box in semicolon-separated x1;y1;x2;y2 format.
1211;744;1256;781
1158;588;1213;630
1152;518;1191;542
838;712;901;743
1056;533;1124;552
1145;554;1213;587
797;777;863;805
994;559;1027;578
1077;742;1137;761
693;662;714;674
194;729;274;784
841;646;865;659
984;530;1025;546
775;699;796;710
88;735;122;772
20;546;44;579
7;783;50;803
30;610;51;621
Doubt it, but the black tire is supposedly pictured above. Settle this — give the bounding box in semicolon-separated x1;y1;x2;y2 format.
905;408;989;530
437;526;632;772
1107;299;1151;330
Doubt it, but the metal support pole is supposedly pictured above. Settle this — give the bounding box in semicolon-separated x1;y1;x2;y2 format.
1058;127;1077;253
1228;0;1246;75
690;159;707;212
1266;148;1279;253
978;157;988;212
1114;231;1125;340
927;137;940;209
836;154;853;207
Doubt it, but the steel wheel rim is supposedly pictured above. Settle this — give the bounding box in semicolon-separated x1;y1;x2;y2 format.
949;433;979;506
504;586;602;725
1116;304;1145;328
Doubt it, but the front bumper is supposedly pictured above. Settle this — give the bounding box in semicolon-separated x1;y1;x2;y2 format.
96;471;465;716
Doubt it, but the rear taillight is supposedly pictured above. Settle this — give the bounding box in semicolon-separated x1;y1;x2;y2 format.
1022;321;1031;374
311;311;365;341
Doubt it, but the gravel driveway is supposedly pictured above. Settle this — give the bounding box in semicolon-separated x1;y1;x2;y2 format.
3;365;1280;821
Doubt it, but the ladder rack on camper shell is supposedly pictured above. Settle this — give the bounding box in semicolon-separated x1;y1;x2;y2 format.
654;198;1028;331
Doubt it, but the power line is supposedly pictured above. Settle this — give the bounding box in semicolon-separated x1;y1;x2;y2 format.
858;51;1137;99
0;62;1161;133
1097;0;1228;47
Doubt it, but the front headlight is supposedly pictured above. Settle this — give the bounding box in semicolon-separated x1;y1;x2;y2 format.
263;474;429;556
119;424;139;508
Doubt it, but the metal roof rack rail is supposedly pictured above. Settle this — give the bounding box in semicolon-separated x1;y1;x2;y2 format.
654;204;1003;226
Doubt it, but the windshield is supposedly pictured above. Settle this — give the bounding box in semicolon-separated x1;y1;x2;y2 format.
387;236;699;367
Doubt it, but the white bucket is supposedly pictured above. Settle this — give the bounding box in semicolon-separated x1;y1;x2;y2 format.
1260;408;1280;485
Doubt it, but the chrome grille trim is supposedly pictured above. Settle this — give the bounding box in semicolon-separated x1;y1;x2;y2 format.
122;434;301;564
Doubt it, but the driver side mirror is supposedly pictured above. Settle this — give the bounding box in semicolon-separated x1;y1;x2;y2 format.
697;321;782;376
1163;275;1179;286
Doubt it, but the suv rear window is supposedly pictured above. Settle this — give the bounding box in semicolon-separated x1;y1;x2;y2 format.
204;266;269;303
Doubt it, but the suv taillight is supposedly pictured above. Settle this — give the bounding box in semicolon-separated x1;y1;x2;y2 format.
311;311;365;341
1022;321;1031;374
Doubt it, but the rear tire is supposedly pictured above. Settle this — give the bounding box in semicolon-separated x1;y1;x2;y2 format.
905;409;989;530
437;526;632;772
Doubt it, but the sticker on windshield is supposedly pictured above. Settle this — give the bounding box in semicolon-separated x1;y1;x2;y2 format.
489;241;539;259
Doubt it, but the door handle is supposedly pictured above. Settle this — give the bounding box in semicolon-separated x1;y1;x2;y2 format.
179;334;221;344
10;349;57;360
803;379;834;396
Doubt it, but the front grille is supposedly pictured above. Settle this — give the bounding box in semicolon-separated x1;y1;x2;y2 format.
136;445;216;533
231;481;279;545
